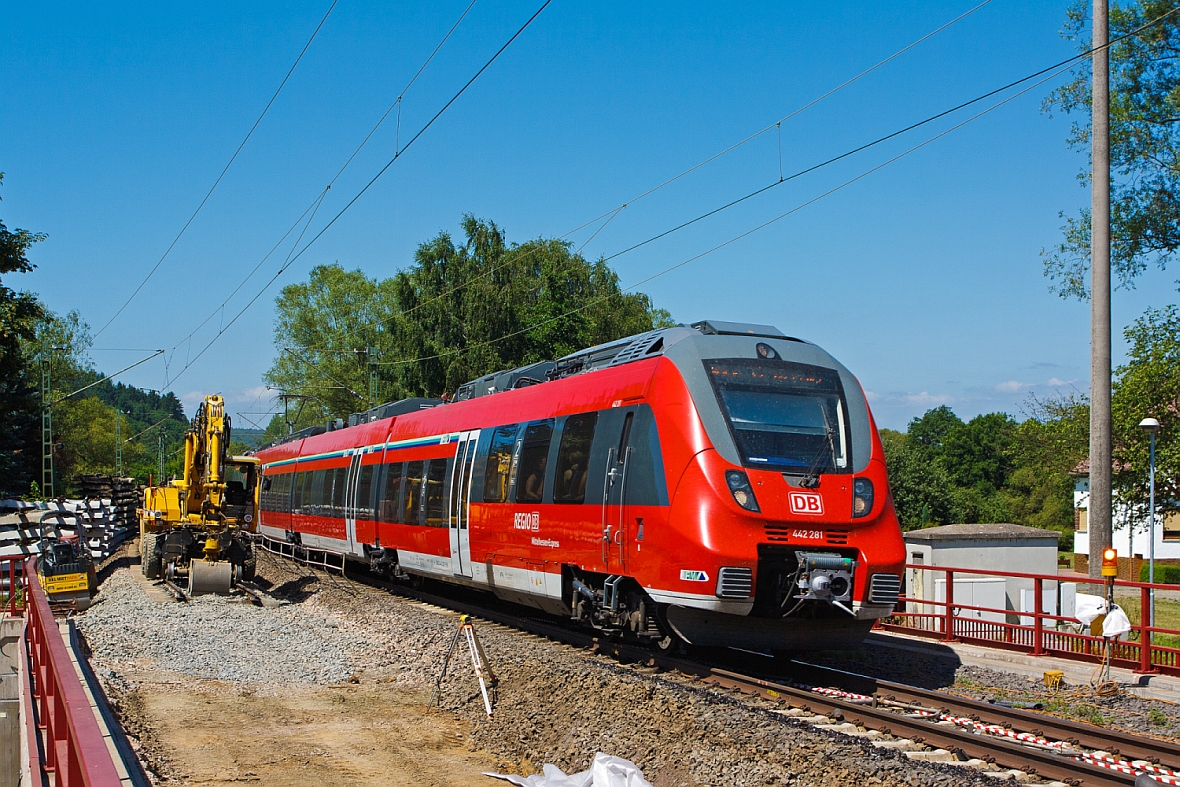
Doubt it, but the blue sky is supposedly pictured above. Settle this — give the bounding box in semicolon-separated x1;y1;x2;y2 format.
3;0;1176;431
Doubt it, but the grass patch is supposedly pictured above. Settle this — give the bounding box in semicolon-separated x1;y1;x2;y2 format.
1113;595;1180;649
1044;699;1107;726
1149;707;1169;727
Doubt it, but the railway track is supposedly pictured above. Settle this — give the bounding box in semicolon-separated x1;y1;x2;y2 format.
253;536;1179;787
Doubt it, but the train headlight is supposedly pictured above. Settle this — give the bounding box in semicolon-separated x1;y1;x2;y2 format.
852;478;874;518
725;470;761;513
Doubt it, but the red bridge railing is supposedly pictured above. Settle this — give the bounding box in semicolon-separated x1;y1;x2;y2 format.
4;555;124;786
877;562;1177;676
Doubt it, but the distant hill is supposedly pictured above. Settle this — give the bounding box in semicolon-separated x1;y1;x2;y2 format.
231;428;267;449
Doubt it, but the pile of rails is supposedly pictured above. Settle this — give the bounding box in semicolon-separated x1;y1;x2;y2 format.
0;494;135;561
78;474;139;529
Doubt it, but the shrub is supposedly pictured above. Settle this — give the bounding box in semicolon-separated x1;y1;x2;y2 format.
1140;564;1180;585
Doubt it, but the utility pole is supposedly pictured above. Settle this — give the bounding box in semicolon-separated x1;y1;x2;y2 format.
1089;0;1112;578
158;431;166;483
40;340;54;499
368;347;379;407
115;410;123;478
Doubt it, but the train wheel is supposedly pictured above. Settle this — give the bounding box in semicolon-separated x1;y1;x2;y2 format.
652;606;688;655
241;549;256;582
142;534;161;579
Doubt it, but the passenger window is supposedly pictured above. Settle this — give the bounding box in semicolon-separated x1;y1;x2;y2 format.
377;463;403;523
297;472;310;512
281;474;293;513
482;425;519;503
356;465;375;520
403;461;425;525
332;468;348;516
515;420;554;503
554;413;597;504
424;460;448;527
310;470;327;513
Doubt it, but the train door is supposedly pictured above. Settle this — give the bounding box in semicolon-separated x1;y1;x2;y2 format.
601;410;635;573
343;453;363;556
448;430;480;577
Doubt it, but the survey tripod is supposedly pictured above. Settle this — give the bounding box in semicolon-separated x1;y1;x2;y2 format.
429;615;497;717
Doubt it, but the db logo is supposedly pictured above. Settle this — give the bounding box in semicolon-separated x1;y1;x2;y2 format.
788;491;824;516
513;512;540;531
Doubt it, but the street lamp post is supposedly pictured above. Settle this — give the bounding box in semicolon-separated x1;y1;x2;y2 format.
1141;416;1161;630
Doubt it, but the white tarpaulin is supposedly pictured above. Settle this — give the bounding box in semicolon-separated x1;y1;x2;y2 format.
1074;593;1132;639
1103;605;1132;639
487;754;653;787
1075;593;1108;625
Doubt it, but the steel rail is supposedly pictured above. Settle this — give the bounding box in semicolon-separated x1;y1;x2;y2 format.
788;659;1180;768
252;537;1155;786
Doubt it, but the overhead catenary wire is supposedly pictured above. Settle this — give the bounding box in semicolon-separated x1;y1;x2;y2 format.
51;350;165;407
369;5;1178;344
352;1;997;333
156;0;554;391
166;184;331;358
94;0;339;340
563;0;996;242
122;414;177;445
594;6;1180;266
367;59;1096;372
171;0;480;353
278;0;555;274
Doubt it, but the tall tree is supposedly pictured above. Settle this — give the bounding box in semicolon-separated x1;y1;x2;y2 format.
267;216;672;431
1112;305;1180;513
0;172;46;496
1042;0;1180;297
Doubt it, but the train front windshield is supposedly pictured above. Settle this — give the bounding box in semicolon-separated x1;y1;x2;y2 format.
706;359;849;473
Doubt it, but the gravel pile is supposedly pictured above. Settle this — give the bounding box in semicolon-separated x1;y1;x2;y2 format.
804;642;1180;740
77;564;369;684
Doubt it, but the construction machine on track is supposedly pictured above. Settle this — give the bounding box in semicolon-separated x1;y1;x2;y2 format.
138;395;259;595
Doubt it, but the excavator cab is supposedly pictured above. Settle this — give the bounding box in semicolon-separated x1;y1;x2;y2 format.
223;457;260;532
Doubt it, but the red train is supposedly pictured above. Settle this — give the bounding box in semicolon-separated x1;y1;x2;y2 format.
254;321;905;652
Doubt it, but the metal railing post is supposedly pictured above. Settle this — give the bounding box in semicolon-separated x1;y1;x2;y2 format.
1032;577;1046;655
1138;583;1157;674
942;568;956;642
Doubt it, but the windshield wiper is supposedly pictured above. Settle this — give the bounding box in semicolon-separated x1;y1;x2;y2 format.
798;410;836;488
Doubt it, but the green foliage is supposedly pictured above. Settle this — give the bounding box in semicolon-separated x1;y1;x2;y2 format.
0;173;46;496
15;308;190;492
1140;564;1180;584
266;215;673;432
881;435;955;530
1112;305;1180;516
883;399;1084;542
1042;0;1180;297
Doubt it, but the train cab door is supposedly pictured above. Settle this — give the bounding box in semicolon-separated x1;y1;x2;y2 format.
448;430;480;578
601;410;635;573
343;453;363;556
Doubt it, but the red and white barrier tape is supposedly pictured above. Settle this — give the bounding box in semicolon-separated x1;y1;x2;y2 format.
790;681;1180;784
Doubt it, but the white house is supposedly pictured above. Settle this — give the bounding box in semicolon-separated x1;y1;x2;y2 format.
1073;471;1180;572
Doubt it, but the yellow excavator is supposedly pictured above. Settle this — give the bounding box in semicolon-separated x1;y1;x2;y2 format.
138;395;259;595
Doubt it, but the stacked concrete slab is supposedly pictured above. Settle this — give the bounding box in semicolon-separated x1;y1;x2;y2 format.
0;497;133;562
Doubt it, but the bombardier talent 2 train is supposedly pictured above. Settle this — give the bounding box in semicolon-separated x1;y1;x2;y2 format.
253;320;905;652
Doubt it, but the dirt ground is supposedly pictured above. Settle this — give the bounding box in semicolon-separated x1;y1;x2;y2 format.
114;668;505;786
